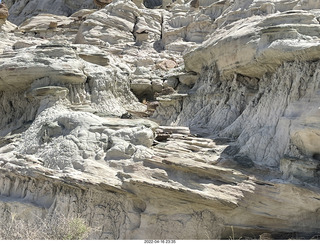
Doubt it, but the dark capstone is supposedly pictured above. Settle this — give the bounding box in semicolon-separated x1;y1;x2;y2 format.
143;0;162;8
155;133;171;142
120;112;133;119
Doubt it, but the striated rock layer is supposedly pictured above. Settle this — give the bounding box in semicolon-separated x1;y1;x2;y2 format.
0;0;320;240
2;0;96;25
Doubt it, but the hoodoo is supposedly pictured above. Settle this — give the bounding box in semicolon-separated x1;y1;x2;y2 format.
0;4;9;19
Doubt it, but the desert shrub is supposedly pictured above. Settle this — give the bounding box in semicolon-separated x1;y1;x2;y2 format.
0;213;91;240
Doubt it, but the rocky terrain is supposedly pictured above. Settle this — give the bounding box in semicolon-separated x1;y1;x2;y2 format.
0;0;320;240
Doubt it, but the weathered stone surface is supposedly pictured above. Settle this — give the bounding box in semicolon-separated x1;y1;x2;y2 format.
0;4;9;20
0;4;16;33
184;8;320;79
94;0;113;9
3;0;96;25
0;44;87;91
158;61;320;168
77;44;110;66
0;0;320;240
0;18;16;32
18;14;73;32
178;72;198;86
190;0;199;9
75;0;161;46
25;86;69;99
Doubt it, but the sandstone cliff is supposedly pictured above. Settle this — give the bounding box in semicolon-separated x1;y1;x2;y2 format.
0;0;320;240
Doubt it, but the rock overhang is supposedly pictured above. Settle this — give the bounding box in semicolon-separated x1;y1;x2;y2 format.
184;11;320;80
0;43;87;92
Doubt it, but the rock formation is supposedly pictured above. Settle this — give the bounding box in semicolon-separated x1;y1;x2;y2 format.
0;3;15;32
2;0;96;25
0;0;320;240
0;4;9;20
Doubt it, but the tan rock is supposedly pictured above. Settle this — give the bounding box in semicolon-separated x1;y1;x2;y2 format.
156;59;178;70
93;0;113;9
70;9;96;19
0;18;16;32
0;4;8;20
18;14;73;32
178;73;198;86
48;21;57;29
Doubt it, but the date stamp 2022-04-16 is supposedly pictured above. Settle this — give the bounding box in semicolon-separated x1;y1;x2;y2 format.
144;240;177;244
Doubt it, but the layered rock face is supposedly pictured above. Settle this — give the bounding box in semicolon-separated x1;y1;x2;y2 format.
2;0;96;25
0;0;320;240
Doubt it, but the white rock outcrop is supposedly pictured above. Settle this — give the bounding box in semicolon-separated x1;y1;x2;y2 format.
0;0;320;240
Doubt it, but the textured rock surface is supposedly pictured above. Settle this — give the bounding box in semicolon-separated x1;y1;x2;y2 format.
94;0;113;9
0;0;320;240
2;0;96;25
0;4;9;20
